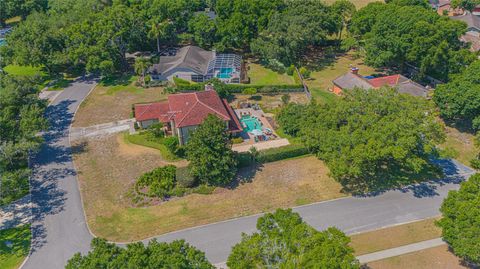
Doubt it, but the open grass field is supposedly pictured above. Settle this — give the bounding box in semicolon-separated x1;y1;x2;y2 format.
72;135;345;241
438;126;477;166
324;0;381;8
350;218;442;256
367;245;467;269
0;225;31;269
72;75;167;127
305;52;376;99
248;62;295;85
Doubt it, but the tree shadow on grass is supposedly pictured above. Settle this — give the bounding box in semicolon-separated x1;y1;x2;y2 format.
100;74;134;87
341;159;467;198
228;163;264;189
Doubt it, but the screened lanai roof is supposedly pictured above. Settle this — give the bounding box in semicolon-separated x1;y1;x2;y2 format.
206;54;242;75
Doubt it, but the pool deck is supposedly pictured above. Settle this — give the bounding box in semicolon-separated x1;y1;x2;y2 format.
234;107;281;146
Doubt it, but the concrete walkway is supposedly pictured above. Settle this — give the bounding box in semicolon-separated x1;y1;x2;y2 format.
0;195;32;230
232;138;290;152
70;119;135;141
357;238;446;263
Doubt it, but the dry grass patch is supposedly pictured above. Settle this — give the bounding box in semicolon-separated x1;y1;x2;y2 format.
351;218;442;255
367;245;467;269
324;0;382;8
438;126;476;166
73;79;167;127
73;135;344;241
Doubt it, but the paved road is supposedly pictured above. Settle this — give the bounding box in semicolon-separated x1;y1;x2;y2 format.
24;78;97;269
150;159;474;265
22;77;475;268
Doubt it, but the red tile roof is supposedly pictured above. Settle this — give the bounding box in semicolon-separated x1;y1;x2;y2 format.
134;101;172;122
134;89;242;131
368;75;401;88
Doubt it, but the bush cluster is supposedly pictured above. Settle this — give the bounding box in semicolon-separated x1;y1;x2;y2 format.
237;144;309;168
136;165;178;198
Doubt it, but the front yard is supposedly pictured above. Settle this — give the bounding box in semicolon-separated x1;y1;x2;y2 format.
72;75;167;127
72;135;345;241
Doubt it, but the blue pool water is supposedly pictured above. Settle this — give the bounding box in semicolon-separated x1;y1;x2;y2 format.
216;68;234;79
241;115;262;132
0;39;5;47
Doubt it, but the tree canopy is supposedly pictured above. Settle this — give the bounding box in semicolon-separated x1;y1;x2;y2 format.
227;208;359;269
186;115;237;186
437;174;480;265
66;238;214;269
251;0;339;65
278;88;444;193
434;60;480;131
349;1;474;81
0;74;47;205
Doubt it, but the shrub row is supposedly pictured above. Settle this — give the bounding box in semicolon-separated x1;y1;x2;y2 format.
236;144;310;168
177;83;304;94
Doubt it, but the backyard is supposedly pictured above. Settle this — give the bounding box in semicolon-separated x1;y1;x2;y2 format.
72;135;345;241
247;62;295;85
0;225;31;269
72;75;167;127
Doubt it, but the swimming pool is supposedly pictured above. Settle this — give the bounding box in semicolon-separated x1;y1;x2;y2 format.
216;68;234;79
240;115;262;133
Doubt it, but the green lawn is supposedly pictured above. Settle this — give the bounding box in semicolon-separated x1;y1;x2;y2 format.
100;75;143;95
123;132;179;161
0;225;31;269
3;65;46;77
248;63;295;85
324;0;382;8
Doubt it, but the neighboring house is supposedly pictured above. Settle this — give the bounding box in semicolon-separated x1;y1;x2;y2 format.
429;0;463;16
332;68;431;98
194;8;217;20
148;45;242;84
451;12;480;51
134;86;243;145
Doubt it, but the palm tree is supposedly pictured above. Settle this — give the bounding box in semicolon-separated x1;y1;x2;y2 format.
134;57;151;87
148;19;170;54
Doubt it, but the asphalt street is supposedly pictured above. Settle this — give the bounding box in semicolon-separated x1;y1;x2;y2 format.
24;78;96;269
22;78;475;268
150;159;473;264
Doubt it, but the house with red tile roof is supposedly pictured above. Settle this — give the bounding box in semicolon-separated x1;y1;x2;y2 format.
332;68;431;98
134;85;242;145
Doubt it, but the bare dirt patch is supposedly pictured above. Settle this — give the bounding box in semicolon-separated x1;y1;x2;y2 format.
367;245;467;269
72;85;167;127
73;135;344;241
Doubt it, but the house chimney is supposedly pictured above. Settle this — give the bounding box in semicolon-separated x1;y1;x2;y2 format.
205;83;214;91
351;67;359;75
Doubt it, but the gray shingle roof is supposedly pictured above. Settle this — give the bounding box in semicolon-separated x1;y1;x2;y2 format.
332;72;373;90
396;81;431;98
451;12;480;31
149;46;215;75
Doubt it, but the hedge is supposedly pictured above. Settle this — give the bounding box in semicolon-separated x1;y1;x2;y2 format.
177;83;304;93
237;144;310;168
